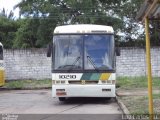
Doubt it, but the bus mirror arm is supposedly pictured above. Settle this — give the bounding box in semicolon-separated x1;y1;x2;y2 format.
116;47;120;56
47;43;53;57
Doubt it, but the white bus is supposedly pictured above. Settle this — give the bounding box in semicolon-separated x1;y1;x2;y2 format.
0;42;5;86
47;24;120;101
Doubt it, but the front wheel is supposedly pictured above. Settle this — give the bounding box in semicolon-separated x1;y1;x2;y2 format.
58;97;66;101
106;97;111;100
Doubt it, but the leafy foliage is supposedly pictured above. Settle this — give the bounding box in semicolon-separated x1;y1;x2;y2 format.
0;9;18;48
12;0;125;48
13;19;39;48
0;0;159;48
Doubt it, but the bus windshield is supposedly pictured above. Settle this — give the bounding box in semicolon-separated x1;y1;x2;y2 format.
53;34;114;71
0;46;3;60
84;35;114;70
54;35;83;70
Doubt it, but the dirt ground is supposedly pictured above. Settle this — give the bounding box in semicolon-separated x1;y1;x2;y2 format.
116;88;160;114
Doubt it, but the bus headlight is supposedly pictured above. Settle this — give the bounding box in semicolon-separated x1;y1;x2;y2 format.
53;80;67;84
98;80;116;84
52;80;56;84
112;80;116;84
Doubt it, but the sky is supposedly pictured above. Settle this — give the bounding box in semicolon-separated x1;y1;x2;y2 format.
0;0;21;17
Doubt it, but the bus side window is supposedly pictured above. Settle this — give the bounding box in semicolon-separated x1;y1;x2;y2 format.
0;46;3;60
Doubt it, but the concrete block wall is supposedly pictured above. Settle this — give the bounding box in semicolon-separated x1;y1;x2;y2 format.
3;47;160;80
116;47;160;77
151;48;160;76
4;49;51;80
116;48;146;76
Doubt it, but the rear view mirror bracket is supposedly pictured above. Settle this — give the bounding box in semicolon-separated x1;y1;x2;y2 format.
116;47;120;56
47;43;53;57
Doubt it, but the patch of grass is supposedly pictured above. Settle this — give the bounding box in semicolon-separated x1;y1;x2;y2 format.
117;77;160;114
119;96;149;114
119;95;160;114
117;76;160;89
5;79;52;89
5;81;25;89
153;94;160;99
142;94;160;100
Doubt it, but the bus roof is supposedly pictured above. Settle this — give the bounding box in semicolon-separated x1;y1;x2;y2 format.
54;24;114;34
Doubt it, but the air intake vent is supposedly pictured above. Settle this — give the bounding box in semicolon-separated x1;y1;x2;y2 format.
91;30;107;33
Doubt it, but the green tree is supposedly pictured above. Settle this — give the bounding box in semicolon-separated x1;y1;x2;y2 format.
14;0;125;48
36;18;57;47
119;0;144;46
149;20;160;46
0;9;18;48
14;0;148;48
13;19;39;48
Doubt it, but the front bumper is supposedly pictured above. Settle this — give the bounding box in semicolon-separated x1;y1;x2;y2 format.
52;84;115;98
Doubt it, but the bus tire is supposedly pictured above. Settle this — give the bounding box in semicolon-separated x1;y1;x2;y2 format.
104;97;111;100
58;97;66;101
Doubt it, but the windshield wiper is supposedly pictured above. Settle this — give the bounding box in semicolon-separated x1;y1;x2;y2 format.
87;56;99;71
68;56;81;71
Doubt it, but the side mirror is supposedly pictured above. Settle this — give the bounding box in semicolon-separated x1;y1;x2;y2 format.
47;43;52;57
0;46;3;60
0;36;2;42
116;47;120;56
